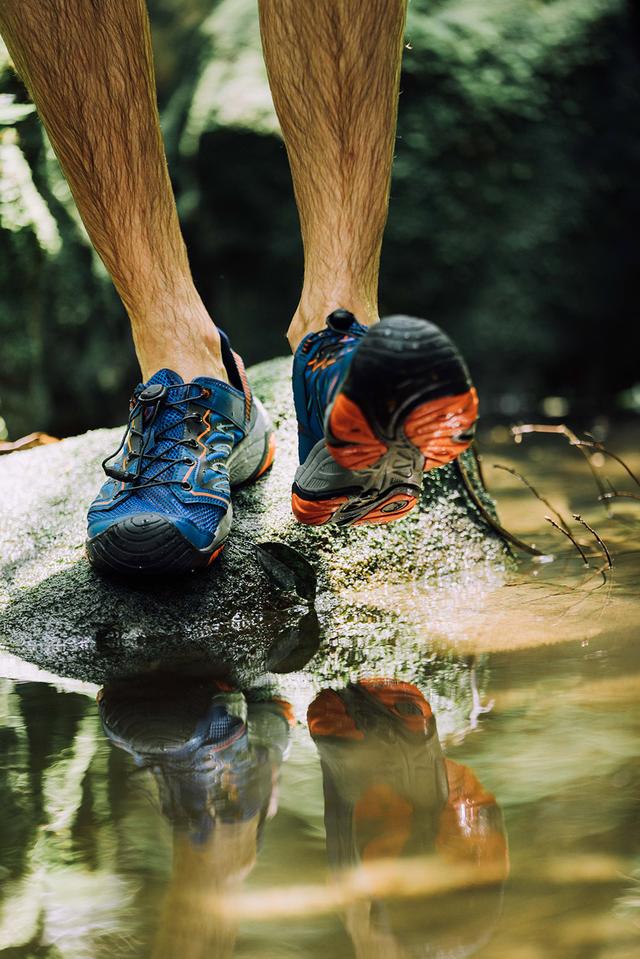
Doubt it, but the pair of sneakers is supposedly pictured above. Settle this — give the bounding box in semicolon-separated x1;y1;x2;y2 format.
86;310;478;575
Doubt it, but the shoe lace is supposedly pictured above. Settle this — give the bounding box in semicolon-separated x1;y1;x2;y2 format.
102;382;231;492
308;323;365;362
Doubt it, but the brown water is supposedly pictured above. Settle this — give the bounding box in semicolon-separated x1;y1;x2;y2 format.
0;428;638;959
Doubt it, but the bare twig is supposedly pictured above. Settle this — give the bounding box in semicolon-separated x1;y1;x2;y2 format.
512;424;610;506
573;513;613;569
456;459;545;556
591;563;610;589
599;491;640;504
493;463;572;533
544;516;589;566
470;441;487;490
575;439;640;490
468;656;494;730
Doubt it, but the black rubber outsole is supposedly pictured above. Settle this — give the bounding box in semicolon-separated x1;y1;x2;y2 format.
340;315;473;443
86;513;221;576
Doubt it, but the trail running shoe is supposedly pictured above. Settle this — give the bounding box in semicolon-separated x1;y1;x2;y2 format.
291;310;478;526
86;331;275;575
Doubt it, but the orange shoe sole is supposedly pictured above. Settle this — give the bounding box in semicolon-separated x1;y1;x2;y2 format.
327;387;478;472
255;432;277;479
291;488;418;527
291;492;349;526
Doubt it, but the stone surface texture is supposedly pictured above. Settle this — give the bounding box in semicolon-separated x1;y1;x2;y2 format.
0;358;509;682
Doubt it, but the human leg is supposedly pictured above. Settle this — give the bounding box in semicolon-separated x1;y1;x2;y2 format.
0;0;225;382
258;0;407;351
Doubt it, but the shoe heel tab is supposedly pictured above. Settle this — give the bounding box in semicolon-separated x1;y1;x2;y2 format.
216;327;245;394
327;309;357;332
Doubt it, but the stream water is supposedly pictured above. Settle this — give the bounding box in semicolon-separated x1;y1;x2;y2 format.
0;427;638;958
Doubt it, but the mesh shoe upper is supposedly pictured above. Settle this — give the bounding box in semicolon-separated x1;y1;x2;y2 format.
87;332;250;549
292;310;368;462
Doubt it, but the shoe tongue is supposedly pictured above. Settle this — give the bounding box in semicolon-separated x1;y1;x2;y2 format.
137;370;198;480
145;368;185;389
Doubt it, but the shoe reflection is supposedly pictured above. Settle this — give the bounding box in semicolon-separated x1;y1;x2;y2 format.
98;677;292;959
309;679;509;959
98;675;507;959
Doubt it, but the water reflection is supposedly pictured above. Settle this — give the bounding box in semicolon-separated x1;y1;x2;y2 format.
97;674;507;958
100;678;292;958
309;680;508;958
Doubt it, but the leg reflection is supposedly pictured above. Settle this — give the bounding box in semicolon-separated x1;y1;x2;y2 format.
99;678;292;959
309;679;509;958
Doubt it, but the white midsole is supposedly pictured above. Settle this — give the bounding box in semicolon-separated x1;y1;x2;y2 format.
228;397;273;487
294;438;424;497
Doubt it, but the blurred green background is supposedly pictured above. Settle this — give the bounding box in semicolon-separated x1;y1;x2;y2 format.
1;0;639;440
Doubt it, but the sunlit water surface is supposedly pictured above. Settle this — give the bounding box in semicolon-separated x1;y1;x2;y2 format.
1;429;639;959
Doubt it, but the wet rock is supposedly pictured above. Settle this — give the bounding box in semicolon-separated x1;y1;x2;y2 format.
0;357;509;682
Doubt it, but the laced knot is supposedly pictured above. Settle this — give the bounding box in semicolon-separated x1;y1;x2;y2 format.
102;381;227;492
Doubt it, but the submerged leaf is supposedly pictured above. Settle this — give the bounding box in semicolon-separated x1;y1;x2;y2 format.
255;542;317;602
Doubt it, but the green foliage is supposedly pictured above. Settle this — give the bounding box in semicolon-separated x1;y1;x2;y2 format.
0;44;136;437
0;97;35;125
389;0;640;405
0;0;638;438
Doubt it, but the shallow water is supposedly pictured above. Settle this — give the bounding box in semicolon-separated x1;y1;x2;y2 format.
0;427;639;958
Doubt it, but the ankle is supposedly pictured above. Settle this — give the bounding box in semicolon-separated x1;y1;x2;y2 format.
140;342;228;385
288;296;379;352
133;308;228;384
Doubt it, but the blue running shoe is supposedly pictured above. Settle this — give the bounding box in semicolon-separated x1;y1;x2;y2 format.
291;310;478;527
87;331;275;575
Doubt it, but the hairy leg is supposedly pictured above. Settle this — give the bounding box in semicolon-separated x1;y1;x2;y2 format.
0;0;226;382
258;0;408;350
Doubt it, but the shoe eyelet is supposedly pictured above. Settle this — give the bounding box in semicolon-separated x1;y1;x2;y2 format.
181;481;192;491
182;457;195;465
189;439;199;449
201;388;211;399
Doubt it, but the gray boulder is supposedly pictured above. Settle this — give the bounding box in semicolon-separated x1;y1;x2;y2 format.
0;357;509;683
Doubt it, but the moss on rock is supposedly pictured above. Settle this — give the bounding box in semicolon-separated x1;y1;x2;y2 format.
0;357;510;683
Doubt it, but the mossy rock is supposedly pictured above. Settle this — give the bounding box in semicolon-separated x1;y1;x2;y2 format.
0;357;510;683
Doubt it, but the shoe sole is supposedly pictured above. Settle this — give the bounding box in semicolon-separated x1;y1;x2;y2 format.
291;485;420;527
292;315;477;527
87;401;275;576
86;512;228;575
228;399;276;487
